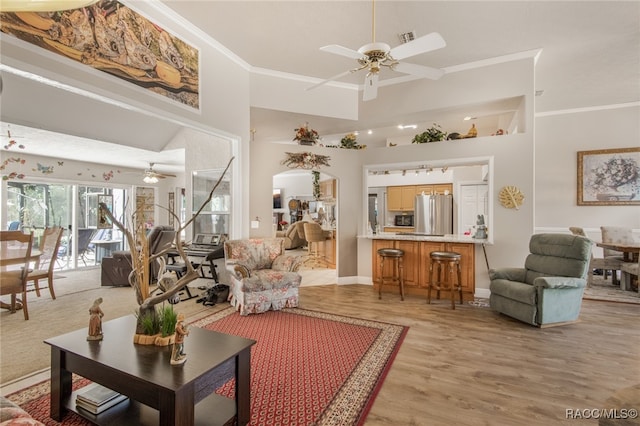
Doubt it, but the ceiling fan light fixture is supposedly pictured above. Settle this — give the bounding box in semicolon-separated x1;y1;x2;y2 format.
143;175;158;184
310;0;445;101
357;42;391;57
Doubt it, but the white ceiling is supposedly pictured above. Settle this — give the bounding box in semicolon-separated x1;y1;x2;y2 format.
1;1;639;173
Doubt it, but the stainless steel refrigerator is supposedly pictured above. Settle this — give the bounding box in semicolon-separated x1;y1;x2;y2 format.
414;194;453;235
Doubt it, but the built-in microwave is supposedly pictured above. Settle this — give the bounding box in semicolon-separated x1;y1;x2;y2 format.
395;215;414;226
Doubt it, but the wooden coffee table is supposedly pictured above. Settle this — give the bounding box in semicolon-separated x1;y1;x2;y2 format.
44;315;256;426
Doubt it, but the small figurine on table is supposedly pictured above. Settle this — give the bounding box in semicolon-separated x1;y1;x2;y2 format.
87;297;104;341
171;313;189;365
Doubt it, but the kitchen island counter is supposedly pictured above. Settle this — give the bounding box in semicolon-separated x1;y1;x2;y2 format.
360;233;489;245
362;233;487;300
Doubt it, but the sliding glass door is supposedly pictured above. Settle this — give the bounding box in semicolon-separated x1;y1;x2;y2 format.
5;181;128;270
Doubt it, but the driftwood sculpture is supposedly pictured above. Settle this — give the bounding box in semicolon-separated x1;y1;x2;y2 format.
99;157;234;322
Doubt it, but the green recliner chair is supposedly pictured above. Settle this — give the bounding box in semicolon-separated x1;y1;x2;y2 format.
489;233;593;327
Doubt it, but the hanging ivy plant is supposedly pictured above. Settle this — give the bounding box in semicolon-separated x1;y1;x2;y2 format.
312;171;321;200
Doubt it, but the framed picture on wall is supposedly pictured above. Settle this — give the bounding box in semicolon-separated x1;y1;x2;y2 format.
577;147;640;205
97;195;113;229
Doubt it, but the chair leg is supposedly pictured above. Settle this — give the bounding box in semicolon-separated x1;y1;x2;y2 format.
427;260;433;304
22;290;28;320
449;262;456;310
33;279;41;297
436;263;442;300
10;294;17;313
378;254;383;299
398;257;405;301
48;273;56;300
456;262;463;306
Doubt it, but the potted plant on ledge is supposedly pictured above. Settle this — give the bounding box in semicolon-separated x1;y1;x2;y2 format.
294;123;320;146
327;132;367;150
412;123;448;143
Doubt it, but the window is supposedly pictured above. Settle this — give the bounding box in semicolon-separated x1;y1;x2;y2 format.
192;169;231;237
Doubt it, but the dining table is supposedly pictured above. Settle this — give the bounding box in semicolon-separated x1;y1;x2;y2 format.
0;244;41;311
596;242;640;291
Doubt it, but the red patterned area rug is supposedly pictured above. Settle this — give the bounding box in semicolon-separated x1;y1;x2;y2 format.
6;307;408;426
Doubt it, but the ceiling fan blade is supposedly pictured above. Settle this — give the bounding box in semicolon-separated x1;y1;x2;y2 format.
306;68;362;91
320;44;364;60
362;73;379;102
390;32;446;60
393;62;445;80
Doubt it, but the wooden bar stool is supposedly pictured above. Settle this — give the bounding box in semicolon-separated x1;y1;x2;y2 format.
377;248;405;301
428;251;463;309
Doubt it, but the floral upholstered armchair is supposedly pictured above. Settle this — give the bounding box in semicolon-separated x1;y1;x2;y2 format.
224;238;303;315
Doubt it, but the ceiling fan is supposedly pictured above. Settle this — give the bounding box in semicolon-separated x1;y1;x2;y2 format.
142;163;176;183
307;0;446;101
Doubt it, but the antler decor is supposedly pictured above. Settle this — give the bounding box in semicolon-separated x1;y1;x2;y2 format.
281;152;331;170
98;157;234;324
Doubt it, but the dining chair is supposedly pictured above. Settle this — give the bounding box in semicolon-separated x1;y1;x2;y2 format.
27;226;64;299
0;230;34;320
57;228;96;266
600;226;634;286
569;227;616;286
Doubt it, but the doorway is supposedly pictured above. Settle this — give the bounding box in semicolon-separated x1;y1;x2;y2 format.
458;183;488;236
272;170;338;284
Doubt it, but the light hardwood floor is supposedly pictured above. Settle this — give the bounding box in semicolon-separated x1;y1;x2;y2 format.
2;269;639;425
298;285;639;426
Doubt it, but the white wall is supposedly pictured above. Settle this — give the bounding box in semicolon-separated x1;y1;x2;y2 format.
534;104;640;255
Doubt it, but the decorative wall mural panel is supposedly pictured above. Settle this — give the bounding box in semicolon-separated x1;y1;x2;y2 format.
0;0;200;109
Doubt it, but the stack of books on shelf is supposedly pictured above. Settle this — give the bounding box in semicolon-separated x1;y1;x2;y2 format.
75;383;128;415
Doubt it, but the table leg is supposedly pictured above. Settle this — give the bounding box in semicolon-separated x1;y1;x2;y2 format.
159;387;194;426
0;301;22;311
620;271;631;291
50;347;72;421
236;347;252;426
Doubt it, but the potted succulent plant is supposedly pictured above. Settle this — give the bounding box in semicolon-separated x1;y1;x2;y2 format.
412;123;448;143
134;304;179;346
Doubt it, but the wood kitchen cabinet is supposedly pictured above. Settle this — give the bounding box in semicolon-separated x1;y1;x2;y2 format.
418;241;475;295
446;242;475;294
387;185;417;211
323;231;336;268
319;179;336;200
388;184;454;211
372;240;426;291
415;183;453;196
373;239;475;300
